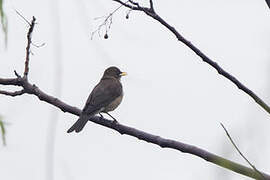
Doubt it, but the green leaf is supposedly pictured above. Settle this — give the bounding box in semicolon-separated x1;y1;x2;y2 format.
0;0;8;47
0;115;6;146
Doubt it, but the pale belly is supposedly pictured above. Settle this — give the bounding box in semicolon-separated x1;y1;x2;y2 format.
103;95;123;112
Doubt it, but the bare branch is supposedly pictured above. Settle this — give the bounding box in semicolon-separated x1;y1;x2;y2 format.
113;0;140;10
149;0;154;11
112;0;270;115
24;16;36;78
0;89;25;97
0;77;21;86
1;14;270;180
220;123;266;180
128;0;139;6
91;2;127;39
1;74;270;179
14;70;21;78
14;9;31;26
265;0;270;9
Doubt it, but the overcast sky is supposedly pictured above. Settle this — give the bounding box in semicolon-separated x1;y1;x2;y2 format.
1;0;270;179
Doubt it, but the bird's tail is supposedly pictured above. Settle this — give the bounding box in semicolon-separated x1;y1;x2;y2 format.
67;114;89;133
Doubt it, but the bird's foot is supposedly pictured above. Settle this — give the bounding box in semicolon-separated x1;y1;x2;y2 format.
99;113;104;120
106;112;119;123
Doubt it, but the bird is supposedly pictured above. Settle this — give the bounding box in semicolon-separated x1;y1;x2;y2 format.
67;66;127;133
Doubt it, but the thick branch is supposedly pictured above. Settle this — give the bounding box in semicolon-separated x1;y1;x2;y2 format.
112;0;270;115
0;76;269;180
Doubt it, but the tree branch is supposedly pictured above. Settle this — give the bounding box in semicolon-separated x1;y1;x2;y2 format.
2;14;270;180
221;123;266;180
113;0;142;11
1;76;270;179
149;0;154;12
0;89;25;96
24;16;36;78
91;3;125;39
0;77;21;85
112;0;270;115
266;0;270;9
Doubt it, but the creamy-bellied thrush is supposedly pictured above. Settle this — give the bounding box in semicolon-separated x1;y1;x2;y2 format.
67;66;127;133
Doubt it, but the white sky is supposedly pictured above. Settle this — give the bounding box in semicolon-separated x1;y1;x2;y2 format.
1;0;270;179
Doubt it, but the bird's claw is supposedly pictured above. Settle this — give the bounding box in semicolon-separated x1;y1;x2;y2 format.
99;113;104;120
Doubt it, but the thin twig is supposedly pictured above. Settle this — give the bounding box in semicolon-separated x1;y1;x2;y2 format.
0;89;25;97
220;123;266;180
149;0;154;12
125;9;132;19
32;42;45;48
128;0;139;7
91;1;128;39
24;16;36;78
14;9;31;26
14;70;21;78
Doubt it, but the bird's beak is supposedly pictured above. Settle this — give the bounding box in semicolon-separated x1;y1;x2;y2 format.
120;72;127;76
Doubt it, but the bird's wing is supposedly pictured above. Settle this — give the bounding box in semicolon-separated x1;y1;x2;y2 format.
82;78;122;115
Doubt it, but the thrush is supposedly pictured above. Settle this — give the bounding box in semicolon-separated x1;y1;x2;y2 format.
67;66;127;133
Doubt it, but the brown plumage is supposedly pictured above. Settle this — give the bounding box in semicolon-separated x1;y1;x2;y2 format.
67;66;127;133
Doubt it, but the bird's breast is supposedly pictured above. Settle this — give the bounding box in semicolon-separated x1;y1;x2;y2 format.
103;94;123;112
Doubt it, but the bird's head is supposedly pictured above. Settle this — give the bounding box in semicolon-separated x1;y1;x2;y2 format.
103;66;127;80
